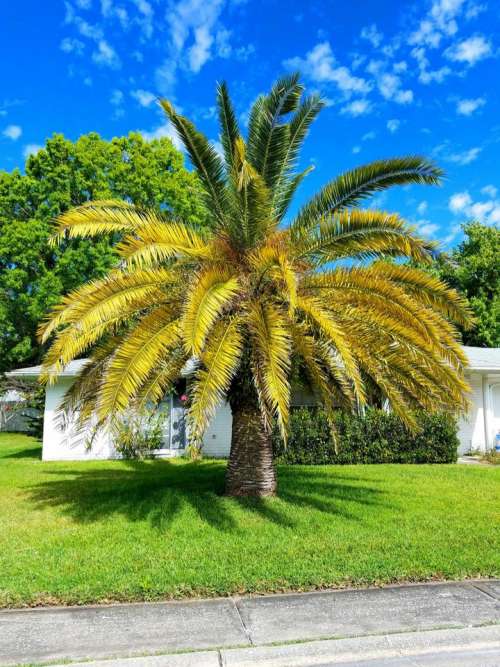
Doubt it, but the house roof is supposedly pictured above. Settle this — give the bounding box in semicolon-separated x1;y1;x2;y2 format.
6;357;197;379
6;346;500;380
463;346;500;372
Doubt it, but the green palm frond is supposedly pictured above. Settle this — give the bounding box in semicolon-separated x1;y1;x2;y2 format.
291;157;443;237
160;99;227;227
247;73;303;189
216;81;240;171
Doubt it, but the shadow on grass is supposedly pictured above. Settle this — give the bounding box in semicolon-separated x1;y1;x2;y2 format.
26;460;387;532
1;445;42;460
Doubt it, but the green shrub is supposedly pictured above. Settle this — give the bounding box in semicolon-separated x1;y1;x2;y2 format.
273;408;459;465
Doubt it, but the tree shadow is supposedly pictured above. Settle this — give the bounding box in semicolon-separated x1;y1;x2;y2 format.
26;460;389;532
1;445;42;459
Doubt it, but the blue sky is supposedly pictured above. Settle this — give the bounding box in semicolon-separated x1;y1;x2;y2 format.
1;0;499;247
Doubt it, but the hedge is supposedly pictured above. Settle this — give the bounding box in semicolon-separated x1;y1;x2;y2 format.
273;408;459;464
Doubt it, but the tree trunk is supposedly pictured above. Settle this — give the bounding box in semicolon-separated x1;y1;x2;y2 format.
225;403;277;497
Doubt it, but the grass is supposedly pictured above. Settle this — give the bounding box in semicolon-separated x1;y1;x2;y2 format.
0;432;499;608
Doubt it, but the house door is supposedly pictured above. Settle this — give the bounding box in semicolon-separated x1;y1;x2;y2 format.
489;383;500;449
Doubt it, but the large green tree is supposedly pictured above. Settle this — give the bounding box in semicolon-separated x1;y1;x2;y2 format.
0;132;207;372
41;75;471;496
432;223;499;347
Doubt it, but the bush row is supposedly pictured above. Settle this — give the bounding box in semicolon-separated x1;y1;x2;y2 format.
272;408;459;464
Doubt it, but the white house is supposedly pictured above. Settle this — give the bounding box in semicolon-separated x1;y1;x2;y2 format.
6;345;500;460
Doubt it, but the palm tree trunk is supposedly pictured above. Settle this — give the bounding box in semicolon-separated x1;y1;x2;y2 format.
225;403;277;497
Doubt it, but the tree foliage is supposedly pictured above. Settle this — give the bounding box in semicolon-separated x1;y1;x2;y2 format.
431;223;499;348
0;132;207;372
40;74;473;473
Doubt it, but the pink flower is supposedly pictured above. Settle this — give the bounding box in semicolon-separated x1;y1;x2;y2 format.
180;394;188;403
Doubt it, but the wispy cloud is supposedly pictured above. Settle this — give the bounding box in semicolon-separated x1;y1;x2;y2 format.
284;42;372;96
60;37;85;55
92;39;121;69
131;89;156;107
386;119;400;133
447;146;482;165
360;24;383;49
445;34;492;65
449;187;500;224
456;96;486;115
3;125;22;140
340;99;372;117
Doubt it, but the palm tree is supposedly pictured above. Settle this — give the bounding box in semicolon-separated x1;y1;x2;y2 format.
40;74;472;496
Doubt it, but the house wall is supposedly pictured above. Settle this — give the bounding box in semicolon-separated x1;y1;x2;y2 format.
42;378;233;461
457;372;486;454
42;379;117;461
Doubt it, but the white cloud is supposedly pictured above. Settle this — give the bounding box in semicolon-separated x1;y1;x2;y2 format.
449;191;472;213
131;89;156;107
418;220;439;237
110;89;124;106
409;0;465;48
340;99;372;117
411;46;451;84
92;39;121;68
377;72;413;104
352;145;361;154
387;119;400;133
481;185;498;198
188;26;213;72
75;0;92;8
360;24;383;48
140;121;183;150
456;96;485;115
3;124;22;140
417;201;428;215
445;35;492;65
284;42;371;96
23;143;43;158
362;131;376;141
60;37;85;55
449;188;500;224
447;146;481;165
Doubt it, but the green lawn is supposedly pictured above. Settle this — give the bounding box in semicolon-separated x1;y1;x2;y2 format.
0;433;499;607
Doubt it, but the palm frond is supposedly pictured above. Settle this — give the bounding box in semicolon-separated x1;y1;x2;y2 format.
291;157;443;237
117;219;212;266
295;209;435;266
216;81;240;172
247;301;291;439
182;269;240;355
160;99;227;227
99;308;181;417
189;317;244;442
51;200;149;244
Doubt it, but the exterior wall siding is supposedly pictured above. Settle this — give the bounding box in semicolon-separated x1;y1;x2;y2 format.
457;372;486;454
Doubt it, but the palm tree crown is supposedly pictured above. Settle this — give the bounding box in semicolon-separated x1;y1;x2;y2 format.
40;74;472;495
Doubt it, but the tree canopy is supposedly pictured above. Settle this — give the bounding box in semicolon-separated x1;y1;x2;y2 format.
0;132;207;372
40;75;472;496
430;223;499;348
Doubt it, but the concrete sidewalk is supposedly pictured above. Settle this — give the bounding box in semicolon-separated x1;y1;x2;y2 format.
1;580;499;666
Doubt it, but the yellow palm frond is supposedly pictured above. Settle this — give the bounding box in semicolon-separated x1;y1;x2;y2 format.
51;200;149;244
182;269;240;355
296;295;365;404
117;221;213;267
98;308;181;417
189;317;244;442
247;301;291;439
